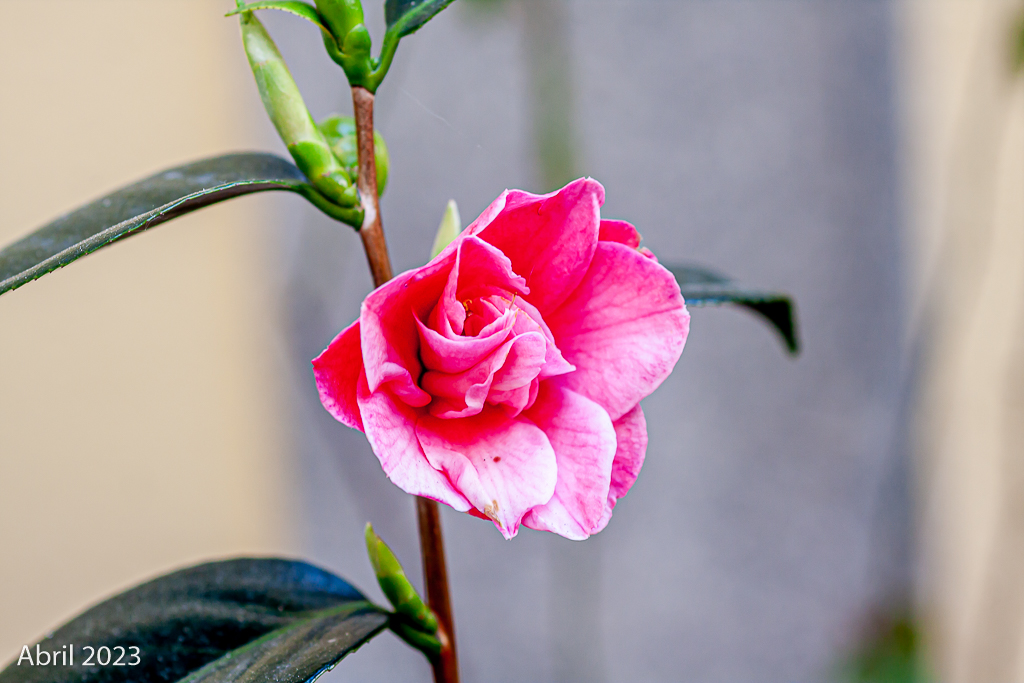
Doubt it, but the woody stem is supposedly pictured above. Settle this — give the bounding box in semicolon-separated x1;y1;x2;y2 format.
351;85;460;683
352;87;391;285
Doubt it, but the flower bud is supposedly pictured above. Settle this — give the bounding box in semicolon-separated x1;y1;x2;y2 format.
430;199;461;257
318;115;389;196
364;523;438;634
314;0;364;42
238;10;359;209
312;0;374;88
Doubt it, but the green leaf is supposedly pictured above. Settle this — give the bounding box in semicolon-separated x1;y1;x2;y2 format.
227;0;330;34
385;0;458;38
665;264;800;355
370;0;458;90
0;558;389;683
0;153;361;298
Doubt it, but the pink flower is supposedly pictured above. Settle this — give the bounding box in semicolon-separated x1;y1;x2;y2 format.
313;179;689;539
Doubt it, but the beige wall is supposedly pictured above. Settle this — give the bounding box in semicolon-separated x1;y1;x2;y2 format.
902;0;1024;680
0;2;292;657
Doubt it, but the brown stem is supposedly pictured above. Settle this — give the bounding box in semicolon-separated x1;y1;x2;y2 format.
416;497;459;683
351;85;459;683
352;86;392;286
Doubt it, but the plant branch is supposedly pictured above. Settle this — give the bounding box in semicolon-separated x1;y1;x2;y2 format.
417;497;460;683
351;85;459;683
351;87;391;285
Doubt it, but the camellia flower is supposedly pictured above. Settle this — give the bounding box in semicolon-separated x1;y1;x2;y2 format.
314;179;689;539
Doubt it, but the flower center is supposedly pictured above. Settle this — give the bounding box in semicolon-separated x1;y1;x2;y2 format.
460;293;518;337
417;291;574;420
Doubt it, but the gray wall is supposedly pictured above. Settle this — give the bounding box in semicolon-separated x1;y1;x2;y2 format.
263;1;908;680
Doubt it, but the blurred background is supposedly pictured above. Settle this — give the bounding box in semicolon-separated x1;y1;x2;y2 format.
1;1;1023;681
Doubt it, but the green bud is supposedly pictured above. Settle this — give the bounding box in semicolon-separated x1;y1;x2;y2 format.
318;115;389;196
342;23;372;57
334;23;374;85
365;523;439;634
389;619;442;659
318;117;358;170
431;200;462;258
315;0;374;89
238;10;359;210
314;0;364;41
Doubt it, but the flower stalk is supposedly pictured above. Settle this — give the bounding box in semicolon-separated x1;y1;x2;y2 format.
351;84;460;683
417;497;460;683
352;87;391;284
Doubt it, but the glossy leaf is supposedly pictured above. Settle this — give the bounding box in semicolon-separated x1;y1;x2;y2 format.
666;264;800;355
385;0;458;38
0;153;360;298
0;558;389;683
226;1;330;34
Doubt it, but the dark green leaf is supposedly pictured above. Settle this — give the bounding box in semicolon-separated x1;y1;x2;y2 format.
0;558;389;683
0;153;358;298
666;264;800;355
385;0;458;38
227;1;330;34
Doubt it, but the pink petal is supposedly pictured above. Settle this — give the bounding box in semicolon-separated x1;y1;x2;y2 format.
639;247;658;262
453;236;528;301
361;255;454;405
598;219;641;248
416;408;557;539
356;376;472;512
421;332;546;419
470;178;605;313
509;297;576;379
487;381;536;417
490;332;548;392
431;258;468;338
461;190;510;236
521;383;616;540
313;320;365;431
594;404;648;533
461;296;515;338
416;313;514;375
431;236;528;338
547;241;690;421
